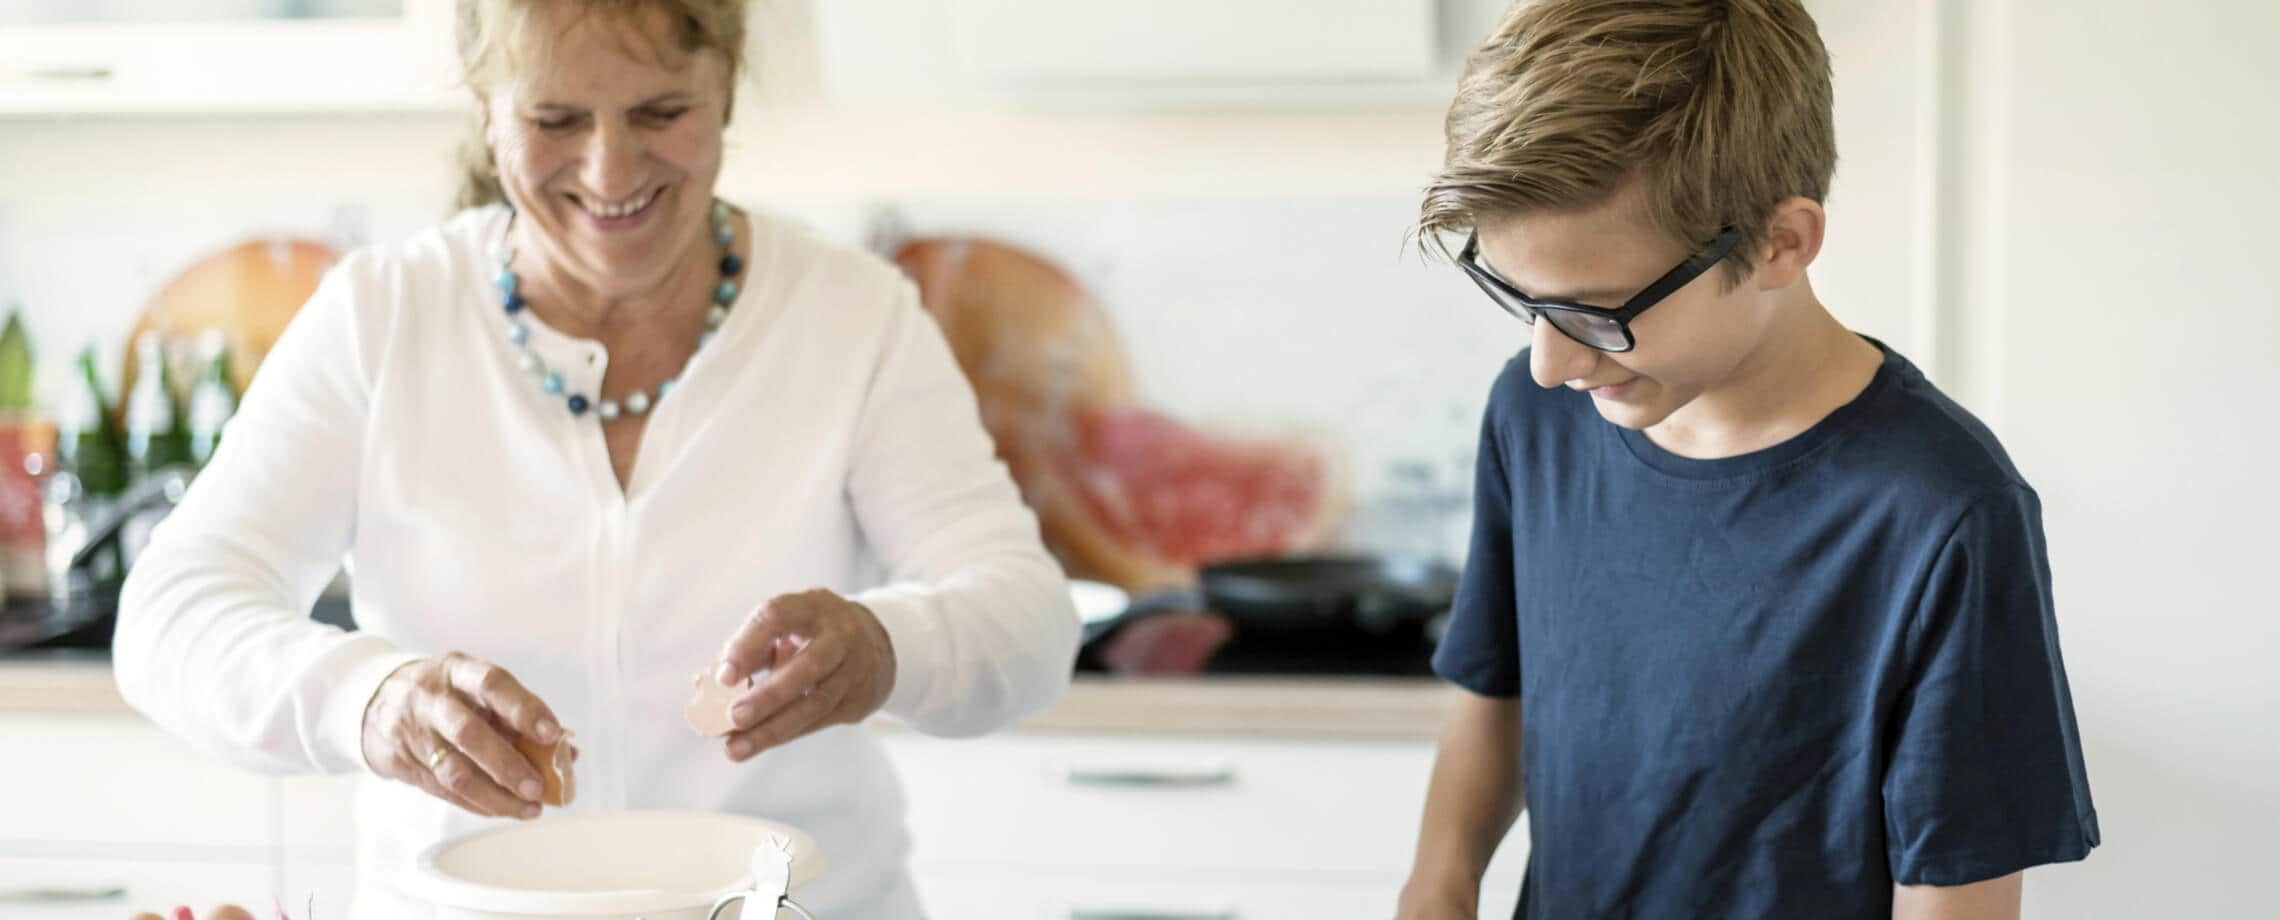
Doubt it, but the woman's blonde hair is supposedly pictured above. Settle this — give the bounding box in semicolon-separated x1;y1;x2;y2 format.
1417;0;1836;285
452;0;748;210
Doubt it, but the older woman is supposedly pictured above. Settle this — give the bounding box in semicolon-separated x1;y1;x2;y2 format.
112;1;1078;916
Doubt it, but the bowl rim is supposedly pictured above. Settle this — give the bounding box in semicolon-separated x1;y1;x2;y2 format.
398;810;825;914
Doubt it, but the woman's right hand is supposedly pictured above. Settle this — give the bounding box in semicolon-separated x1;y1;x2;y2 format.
360;652;567;820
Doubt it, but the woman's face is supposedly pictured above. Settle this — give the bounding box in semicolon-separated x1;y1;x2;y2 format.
481;6;730;298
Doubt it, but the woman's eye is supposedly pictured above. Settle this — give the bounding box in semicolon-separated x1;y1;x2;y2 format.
641;107;690;124
530;116;581;132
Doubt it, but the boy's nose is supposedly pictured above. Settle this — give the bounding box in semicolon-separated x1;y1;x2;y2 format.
1529;320;1599;389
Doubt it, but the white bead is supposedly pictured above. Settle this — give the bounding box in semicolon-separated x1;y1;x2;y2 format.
598;399;621;420
698;330;716;349
626;391;651;414
706;305;729;328
517;352;542;374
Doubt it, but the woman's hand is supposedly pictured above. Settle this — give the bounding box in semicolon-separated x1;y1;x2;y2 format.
360;652;570;820
713;589;897;762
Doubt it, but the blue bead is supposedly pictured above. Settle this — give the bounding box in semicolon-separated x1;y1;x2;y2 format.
714;280;738;304
503;292;525;314
658;379;675;397
542;373;564;395
567;394;590;415
719;253;743;276
495;271;518;295
506;323;529;345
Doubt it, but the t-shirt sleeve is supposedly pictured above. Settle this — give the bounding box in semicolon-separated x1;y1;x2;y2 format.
1883;484;2100;886
1431;386;1521;698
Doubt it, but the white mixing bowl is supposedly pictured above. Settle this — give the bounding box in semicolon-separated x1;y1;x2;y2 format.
400;811;826;919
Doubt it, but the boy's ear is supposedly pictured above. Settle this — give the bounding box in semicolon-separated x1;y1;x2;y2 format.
1754;197;1826;291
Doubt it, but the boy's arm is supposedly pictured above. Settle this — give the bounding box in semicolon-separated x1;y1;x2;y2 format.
1398;689;1525;918
1893;873;2022;920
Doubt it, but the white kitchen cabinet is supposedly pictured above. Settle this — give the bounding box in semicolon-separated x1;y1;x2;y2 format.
0;857;273;920
274;774;362;915
276;859;357;920
812;0;1510;109
888;733;1438;874
916;869;1524;920
8;719;1532;914
275;772;359;861
0;714;350;912
950;1;1436;87
0;0;457;115
0;714;274;856
916;869;1404;920
885;732;1528;919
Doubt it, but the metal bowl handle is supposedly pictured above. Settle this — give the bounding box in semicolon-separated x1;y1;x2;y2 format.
708;892;816;920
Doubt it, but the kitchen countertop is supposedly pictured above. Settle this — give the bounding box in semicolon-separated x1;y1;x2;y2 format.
0;652;1459;740
1018;675;1458;739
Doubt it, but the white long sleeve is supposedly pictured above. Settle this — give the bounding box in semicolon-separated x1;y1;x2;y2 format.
114;251;421;776
106;206;1072;917
848;282;1080;737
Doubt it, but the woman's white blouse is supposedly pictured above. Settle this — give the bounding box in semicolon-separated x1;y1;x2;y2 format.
113;205;1081;918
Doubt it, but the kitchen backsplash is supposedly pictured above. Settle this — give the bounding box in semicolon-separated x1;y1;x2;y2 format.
0;105;1923;563
812;196;1512;558
0;115;1515;562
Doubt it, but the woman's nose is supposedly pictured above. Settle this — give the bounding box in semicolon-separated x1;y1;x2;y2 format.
579;123;646;199
1529;320;1599;389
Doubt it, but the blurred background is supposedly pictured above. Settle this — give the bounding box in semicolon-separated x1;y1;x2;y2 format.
0;1;2273;918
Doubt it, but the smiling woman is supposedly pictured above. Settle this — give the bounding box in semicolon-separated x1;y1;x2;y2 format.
109;1;1080;917
452;0;746;212
452;0;744;328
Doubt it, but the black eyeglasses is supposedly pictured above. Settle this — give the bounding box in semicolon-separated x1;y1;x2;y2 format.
1457;226;1744;353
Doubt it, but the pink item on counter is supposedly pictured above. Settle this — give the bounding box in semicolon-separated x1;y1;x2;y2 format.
1098;610;1234;676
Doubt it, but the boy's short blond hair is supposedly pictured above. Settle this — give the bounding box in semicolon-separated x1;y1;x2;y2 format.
1419;0;1837;284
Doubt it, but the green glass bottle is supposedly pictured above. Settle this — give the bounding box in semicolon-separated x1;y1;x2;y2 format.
185;331;237;467
63;346;126;499
0;308;33;417
122;332;193;483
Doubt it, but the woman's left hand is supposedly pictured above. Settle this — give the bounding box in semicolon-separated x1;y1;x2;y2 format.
713;589;898;762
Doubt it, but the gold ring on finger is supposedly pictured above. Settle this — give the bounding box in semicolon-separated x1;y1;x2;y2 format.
426;747;448;770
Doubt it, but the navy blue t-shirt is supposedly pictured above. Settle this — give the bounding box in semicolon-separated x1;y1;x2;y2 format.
1434;341;2099;919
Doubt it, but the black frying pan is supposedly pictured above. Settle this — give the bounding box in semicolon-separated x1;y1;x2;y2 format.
1091;553;1459;644
0;589;120;654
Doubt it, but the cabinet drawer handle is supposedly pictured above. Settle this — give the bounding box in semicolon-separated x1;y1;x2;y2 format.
0;884;128;903
1062;764;1237;788
1067;910;1237;920
12;66;114;81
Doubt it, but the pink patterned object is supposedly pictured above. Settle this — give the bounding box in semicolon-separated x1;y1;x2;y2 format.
159;903;296;920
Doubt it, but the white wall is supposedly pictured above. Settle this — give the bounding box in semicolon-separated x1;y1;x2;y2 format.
1940;1;2280;916
0;112;464;398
